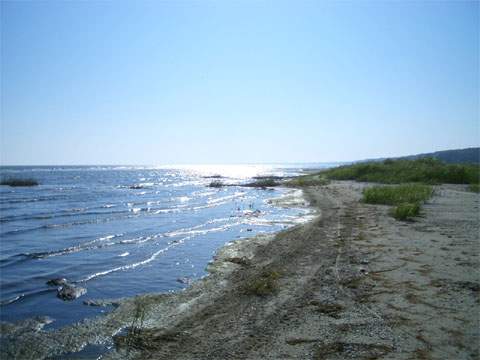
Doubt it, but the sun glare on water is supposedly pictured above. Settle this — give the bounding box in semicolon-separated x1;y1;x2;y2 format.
155;164;278;179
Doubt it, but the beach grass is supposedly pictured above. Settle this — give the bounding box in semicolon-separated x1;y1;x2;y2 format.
362;184;433;205
391;202;421;221
362;184;433;221
0;178;39;187
319;158;480;185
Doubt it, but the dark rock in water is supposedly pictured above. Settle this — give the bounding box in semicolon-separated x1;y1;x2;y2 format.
46;278;68;286
57;284;87;301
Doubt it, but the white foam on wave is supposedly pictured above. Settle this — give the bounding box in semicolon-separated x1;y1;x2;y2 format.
207;192;245;205
165;223;238;238
98;234;117;241
79;239;187;282
266;189;309;208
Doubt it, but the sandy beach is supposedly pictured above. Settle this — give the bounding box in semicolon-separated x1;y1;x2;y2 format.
3;1;478;358
1;181;478;359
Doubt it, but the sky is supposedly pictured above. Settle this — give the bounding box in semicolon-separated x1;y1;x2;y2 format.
1;1;479;165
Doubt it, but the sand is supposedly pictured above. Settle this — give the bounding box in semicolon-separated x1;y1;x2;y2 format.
1;181;478;360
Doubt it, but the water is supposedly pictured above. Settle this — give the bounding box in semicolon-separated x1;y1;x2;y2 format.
0;164;333;329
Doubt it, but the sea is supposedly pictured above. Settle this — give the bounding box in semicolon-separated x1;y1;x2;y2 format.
0;164;335;329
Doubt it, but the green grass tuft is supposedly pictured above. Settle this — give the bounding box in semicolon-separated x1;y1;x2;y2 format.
391;203;421;221
362;184;432;221
0;178;39;187
362;184;433;205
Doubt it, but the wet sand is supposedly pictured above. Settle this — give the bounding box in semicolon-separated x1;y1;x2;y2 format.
1;181;479;359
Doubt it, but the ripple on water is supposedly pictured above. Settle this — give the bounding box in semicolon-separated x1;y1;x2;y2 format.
0;165;316;327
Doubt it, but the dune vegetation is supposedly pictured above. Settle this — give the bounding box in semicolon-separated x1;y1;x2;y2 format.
285;173;329;187
320;158;480;185
302;158;479;221
362;184;433;221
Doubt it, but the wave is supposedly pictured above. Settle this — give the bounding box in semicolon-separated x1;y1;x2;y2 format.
0;208;127;224
0;288;57;306
0;192;244;235
0;215;238;266
165;223;238;238
0;212;136;236
78;238;186;282
0;234;125;263
206;191;246;205
0;194;70;205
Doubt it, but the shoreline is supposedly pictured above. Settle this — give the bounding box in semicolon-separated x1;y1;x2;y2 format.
0;186;314;359
1;181;478;359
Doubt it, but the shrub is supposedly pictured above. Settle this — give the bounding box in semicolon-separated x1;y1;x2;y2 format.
0;178;39;187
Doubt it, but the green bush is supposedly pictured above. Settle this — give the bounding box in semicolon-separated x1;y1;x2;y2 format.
391;203;420;221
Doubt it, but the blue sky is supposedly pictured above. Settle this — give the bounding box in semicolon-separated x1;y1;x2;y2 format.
1;1;478;165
